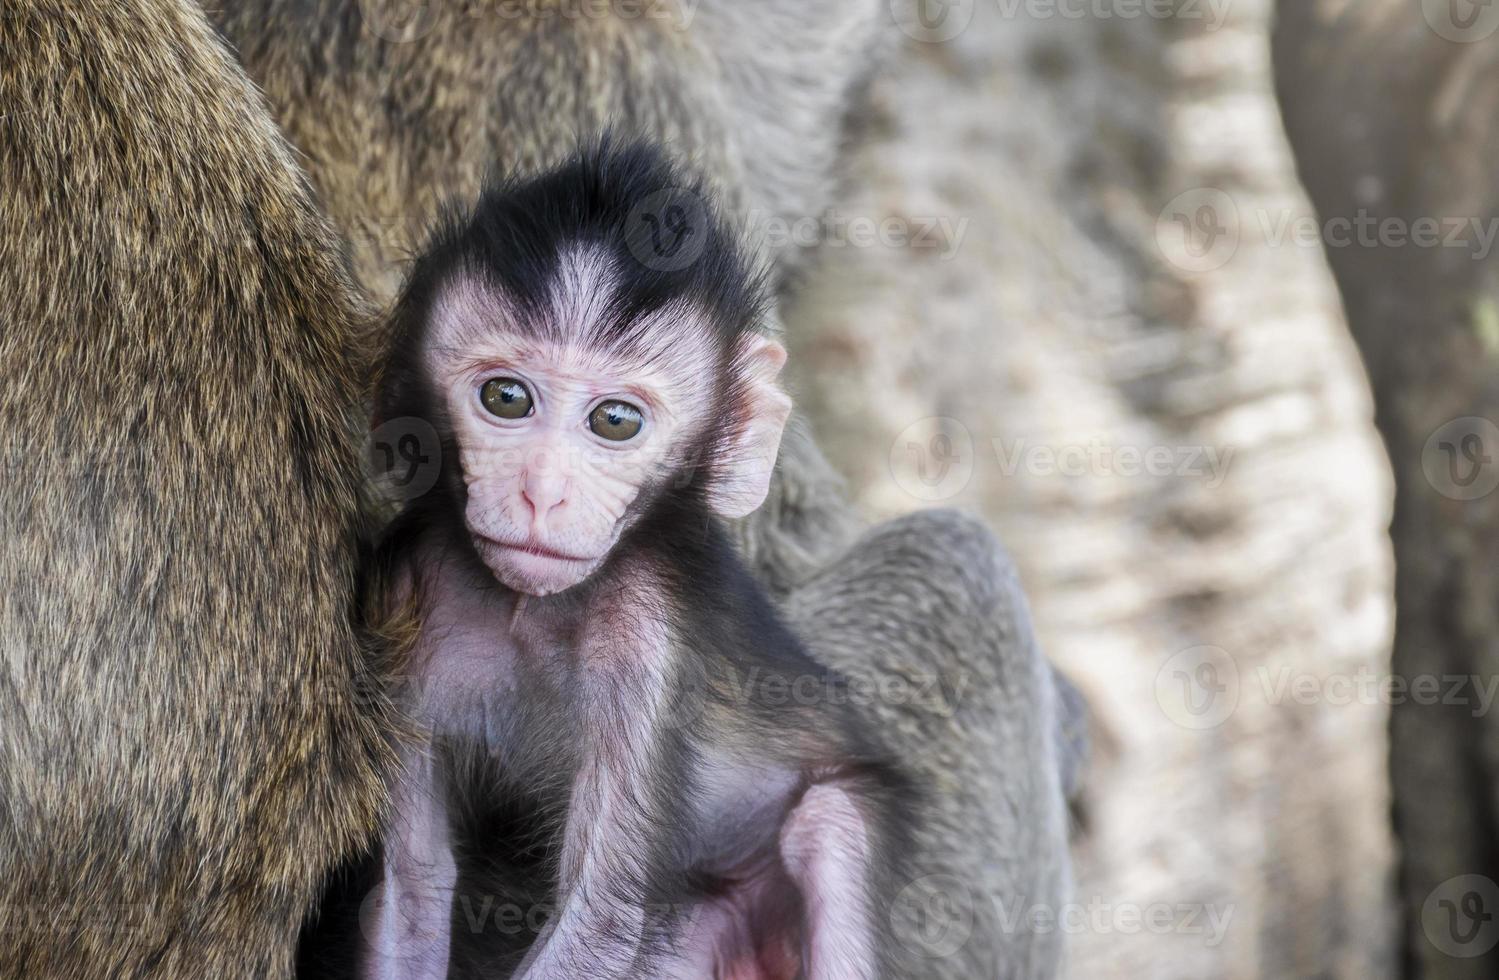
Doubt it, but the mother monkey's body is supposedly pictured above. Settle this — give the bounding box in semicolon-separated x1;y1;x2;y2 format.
366;146;914;979
0;2;393;978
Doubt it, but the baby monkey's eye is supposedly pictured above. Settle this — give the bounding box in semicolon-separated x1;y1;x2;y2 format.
480;378;534;419
588;400;644;442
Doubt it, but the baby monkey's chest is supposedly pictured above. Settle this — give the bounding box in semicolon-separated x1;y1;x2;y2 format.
414;563;818;976
412;566;661;777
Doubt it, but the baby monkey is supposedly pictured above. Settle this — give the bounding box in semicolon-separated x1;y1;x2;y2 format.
366;143;913;980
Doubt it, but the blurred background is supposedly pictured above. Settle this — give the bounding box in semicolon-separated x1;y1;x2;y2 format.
780;0;1499;976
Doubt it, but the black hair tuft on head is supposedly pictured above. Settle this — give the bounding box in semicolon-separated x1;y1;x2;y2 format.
397;135;767;358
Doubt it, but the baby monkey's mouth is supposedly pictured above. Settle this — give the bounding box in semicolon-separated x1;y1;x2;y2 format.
475;535;593;564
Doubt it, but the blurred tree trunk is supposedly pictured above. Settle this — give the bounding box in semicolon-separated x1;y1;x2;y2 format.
787;0;1396;975
1273;3;1499;976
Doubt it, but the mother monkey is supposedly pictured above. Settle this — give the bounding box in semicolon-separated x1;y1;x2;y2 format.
0;1;1081;978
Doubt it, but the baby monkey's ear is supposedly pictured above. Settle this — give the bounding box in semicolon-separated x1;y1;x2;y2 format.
710;332;793;519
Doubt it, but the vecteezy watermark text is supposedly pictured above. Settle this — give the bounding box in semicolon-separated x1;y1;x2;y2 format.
888;418;1236;503
742;207;970;261
889;874;1235;959
1156;646;1499;730
993;438;1234;488
1156;188;1499;273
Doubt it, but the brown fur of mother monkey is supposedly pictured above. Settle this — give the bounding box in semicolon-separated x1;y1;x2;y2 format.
0;2;397;978
206;0;886;330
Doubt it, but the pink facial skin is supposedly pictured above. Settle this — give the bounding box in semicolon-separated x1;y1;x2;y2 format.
423;264;786;597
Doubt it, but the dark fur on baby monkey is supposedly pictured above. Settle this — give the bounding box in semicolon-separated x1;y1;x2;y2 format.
359;143;917;980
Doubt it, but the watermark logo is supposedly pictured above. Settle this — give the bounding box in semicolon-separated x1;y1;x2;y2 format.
995;895;1235;945
1423;875;1499;958
885;882;1235;950
626;187;712;273
0;902;155;938
1161;189;1499;268
742;208;970;260
452;895;552;938
893;0;978;42
1155;646;1239;730
1422;0;1499;42
359;880;457;965
993;438;1234;488
891;874;976;958
886;424;1235;502
1260;210;1499;260
656;652;711;731
359;0;444;41
1423;417;1499;501
1156;188;1241;273
360;0;699;40
349;211;411;259
367;417;443;502
1258;667;1499;717
996;0;1234;31
889;417;977;502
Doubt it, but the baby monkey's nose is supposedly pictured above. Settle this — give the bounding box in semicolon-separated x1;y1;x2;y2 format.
521;464;568;521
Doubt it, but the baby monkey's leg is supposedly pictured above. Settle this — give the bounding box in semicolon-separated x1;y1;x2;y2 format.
510;598;675;979
362;748;458;980
631;780;883;980
779;783;881;980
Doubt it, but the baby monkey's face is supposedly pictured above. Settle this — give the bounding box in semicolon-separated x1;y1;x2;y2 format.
426;279;719;596
422;265;791;597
